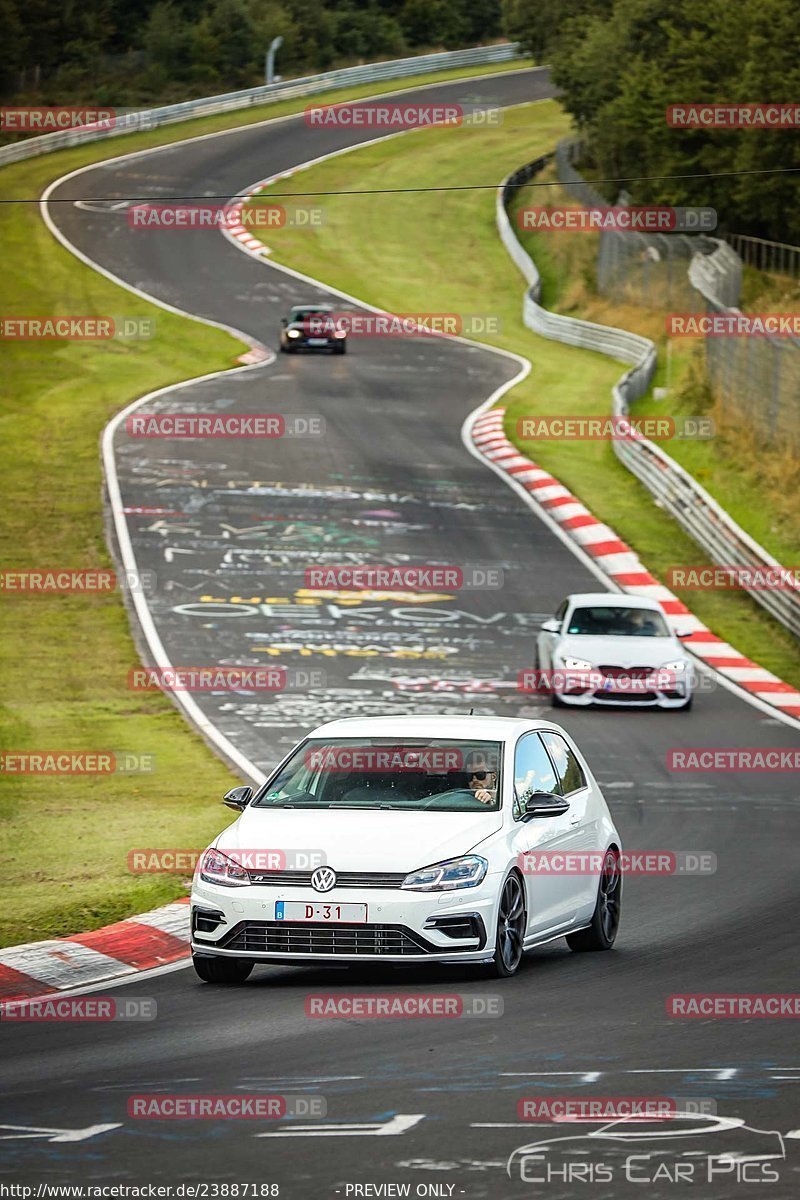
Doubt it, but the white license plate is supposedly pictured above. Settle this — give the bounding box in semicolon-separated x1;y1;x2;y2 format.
307;338;328;346
275;901;368;923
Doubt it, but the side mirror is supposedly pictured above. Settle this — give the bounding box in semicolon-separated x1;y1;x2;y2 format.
523;791;570;820
223;785;253;811
675;628;693;639
280;318;288;327
540;618;560;634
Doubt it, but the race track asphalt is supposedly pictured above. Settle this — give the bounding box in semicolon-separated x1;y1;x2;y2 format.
2;68;798;1198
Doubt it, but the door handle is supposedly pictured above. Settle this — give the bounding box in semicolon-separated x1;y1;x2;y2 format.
569;817;581;826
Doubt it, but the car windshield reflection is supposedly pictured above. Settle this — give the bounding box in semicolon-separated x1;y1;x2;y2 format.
253;738;503;811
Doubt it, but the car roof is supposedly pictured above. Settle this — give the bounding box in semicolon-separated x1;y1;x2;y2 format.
565;592;664;610
307;714;570;742
289;303;334;311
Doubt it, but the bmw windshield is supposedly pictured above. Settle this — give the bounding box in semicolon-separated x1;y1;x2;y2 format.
253;738;503;811
567;606;671;637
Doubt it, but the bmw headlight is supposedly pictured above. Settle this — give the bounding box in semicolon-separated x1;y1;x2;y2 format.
562;656;593;671
199;848;250;887
401;855;488;892
661;660;687;672
287;329;301;339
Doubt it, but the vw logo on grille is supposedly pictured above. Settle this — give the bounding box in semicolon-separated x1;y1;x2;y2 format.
311;866;337;893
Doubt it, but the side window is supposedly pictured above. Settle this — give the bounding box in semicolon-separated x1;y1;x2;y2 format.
540;732;587;796
514;733;561;817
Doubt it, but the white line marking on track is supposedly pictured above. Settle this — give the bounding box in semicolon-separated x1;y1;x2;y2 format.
255;1114;425;1137
0;1123;122;1143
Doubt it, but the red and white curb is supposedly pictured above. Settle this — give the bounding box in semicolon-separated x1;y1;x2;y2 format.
223;173;299;259
0;899;189;1003
470;406;800;722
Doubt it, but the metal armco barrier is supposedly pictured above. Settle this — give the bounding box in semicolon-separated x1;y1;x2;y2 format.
0;43;522;167
498;157;800;639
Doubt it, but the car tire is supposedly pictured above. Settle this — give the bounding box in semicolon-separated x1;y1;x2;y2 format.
567;848;621;952
489;872;526;977
335;343;346;355
551;691;567;708
192;954;253;984
673;695;693;711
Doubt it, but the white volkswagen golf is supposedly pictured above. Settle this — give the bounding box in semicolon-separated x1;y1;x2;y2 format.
191;715;622;984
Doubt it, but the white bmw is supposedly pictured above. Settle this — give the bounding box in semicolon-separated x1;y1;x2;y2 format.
536;593;694;710
191;716;622;983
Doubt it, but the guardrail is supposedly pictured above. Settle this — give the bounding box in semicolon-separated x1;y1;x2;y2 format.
499;157;800;639
728;233;800;278
0;43;522;167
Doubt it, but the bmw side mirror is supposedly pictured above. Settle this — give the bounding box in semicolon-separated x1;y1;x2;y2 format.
675;628;693;639
223;785;253;811
540;618;560;633
280;318;288;327
523;791;570;820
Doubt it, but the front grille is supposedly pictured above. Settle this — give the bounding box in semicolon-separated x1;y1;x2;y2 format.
220;921;430;956
593;690;657;702
246;870;406;888
597;665;654;679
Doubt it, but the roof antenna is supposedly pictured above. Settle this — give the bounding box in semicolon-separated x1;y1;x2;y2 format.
469;707;474;716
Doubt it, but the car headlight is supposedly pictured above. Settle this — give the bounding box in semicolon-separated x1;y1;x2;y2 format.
661;660;687;672
562;656;593;671
401;855;488;892
199;848;250;887
287;329;301;338
333;330;347;339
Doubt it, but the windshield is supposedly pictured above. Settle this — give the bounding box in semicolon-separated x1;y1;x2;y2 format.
253;738;503;811
567;606;670;638
291;307;332;324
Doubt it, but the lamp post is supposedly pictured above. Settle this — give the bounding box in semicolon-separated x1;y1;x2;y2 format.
265;36;284;85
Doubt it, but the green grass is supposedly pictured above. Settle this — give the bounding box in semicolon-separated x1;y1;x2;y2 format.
0;61;533;949
508;161;799;570
244;98;800;690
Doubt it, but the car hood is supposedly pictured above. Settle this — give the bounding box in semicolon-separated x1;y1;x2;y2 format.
216;807;502;873
556;635;683;668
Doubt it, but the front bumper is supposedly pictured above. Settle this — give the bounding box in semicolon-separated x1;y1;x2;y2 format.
190;877;499;964
284;333;345;349
553;666;693;708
